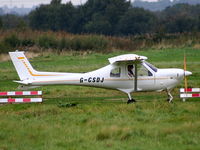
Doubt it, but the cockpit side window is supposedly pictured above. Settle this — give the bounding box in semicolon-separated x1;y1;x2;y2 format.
138;63;153;76
110;67;121;77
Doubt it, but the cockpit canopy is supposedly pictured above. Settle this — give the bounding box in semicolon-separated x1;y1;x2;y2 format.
109;60;157;78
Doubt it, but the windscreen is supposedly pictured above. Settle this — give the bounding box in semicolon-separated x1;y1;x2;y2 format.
144;61;158;72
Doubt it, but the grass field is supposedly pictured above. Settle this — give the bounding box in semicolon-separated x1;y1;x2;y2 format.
0;48;200;150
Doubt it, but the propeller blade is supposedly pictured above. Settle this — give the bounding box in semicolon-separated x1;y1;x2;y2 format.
184;53;188;91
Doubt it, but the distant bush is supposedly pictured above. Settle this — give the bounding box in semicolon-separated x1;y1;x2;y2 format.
58;37;70;50
3;34;21;47
0;41;11;53
37;35;58;49
54;35;108;51
21;39;35;47
85;35;108;50
70;35;108;51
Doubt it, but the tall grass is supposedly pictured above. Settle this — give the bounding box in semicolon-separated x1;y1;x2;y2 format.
1;30;200;54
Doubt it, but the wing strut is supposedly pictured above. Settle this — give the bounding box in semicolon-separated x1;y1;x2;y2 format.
134;63;138;91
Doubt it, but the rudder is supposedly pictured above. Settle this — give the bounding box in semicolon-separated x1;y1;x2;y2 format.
9;51;37;80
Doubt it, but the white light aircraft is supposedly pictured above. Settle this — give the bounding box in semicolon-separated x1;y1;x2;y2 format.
9;51;192;103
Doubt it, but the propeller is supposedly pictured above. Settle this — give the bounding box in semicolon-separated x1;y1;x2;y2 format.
184;53;188;92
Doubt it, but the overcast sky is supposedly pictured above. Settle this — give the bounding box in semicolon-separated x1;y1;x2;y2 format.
0;0;162;8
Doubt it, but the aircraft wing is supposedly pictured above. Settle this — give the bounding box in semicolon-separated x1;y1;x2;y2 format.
108;54;147;64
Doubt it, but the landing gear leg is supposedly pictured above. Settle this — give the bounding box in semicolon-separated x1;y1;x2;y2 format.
166;89;173;103
127;93;136;104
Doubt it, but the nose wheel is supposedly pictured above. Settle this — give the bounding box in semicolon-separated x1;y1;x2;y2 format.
127;93;136;104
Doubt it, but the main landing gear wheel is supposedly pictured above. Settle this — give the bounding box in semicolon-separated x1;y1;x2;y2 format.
127;99;136;104
127;93;136;104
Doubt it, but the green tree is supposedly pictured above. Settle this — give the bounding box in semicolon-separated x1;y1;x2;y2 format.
161;4;198;33
58;3;76;31
0;17;2;29
29;2;76;32
117;8;157;35
165;15;196;33
27;0;200;35
50;0;61;5
84;13;112;34
1;14;27;30
80;0;131;35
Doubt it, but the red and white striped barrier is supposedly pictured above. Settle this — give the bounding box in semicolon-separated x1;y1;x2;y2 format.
180;93;200;98
180;88;200;101
0;91;43;104
180;88;200;93
0;98;42;103
0;91;42;96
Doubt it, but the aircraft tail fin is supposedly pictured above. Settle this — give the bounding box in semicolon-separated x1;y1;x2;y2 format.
9;51;37;80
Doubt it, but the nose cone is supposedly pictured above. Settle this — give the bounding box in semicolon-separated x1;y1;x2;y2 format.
185;71;192;76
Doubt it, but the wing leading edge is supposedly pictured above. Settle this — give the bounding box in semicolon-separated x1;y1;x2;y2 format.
108;54;147;64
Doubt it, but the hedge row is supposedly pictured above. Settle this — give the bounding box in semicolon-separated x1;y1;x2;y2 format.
0;33;109;53
0;30;200;54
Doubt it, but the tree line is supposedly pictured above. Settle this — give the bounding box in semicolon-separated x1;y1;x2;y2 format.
0;0;200;36
133;0;200;11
